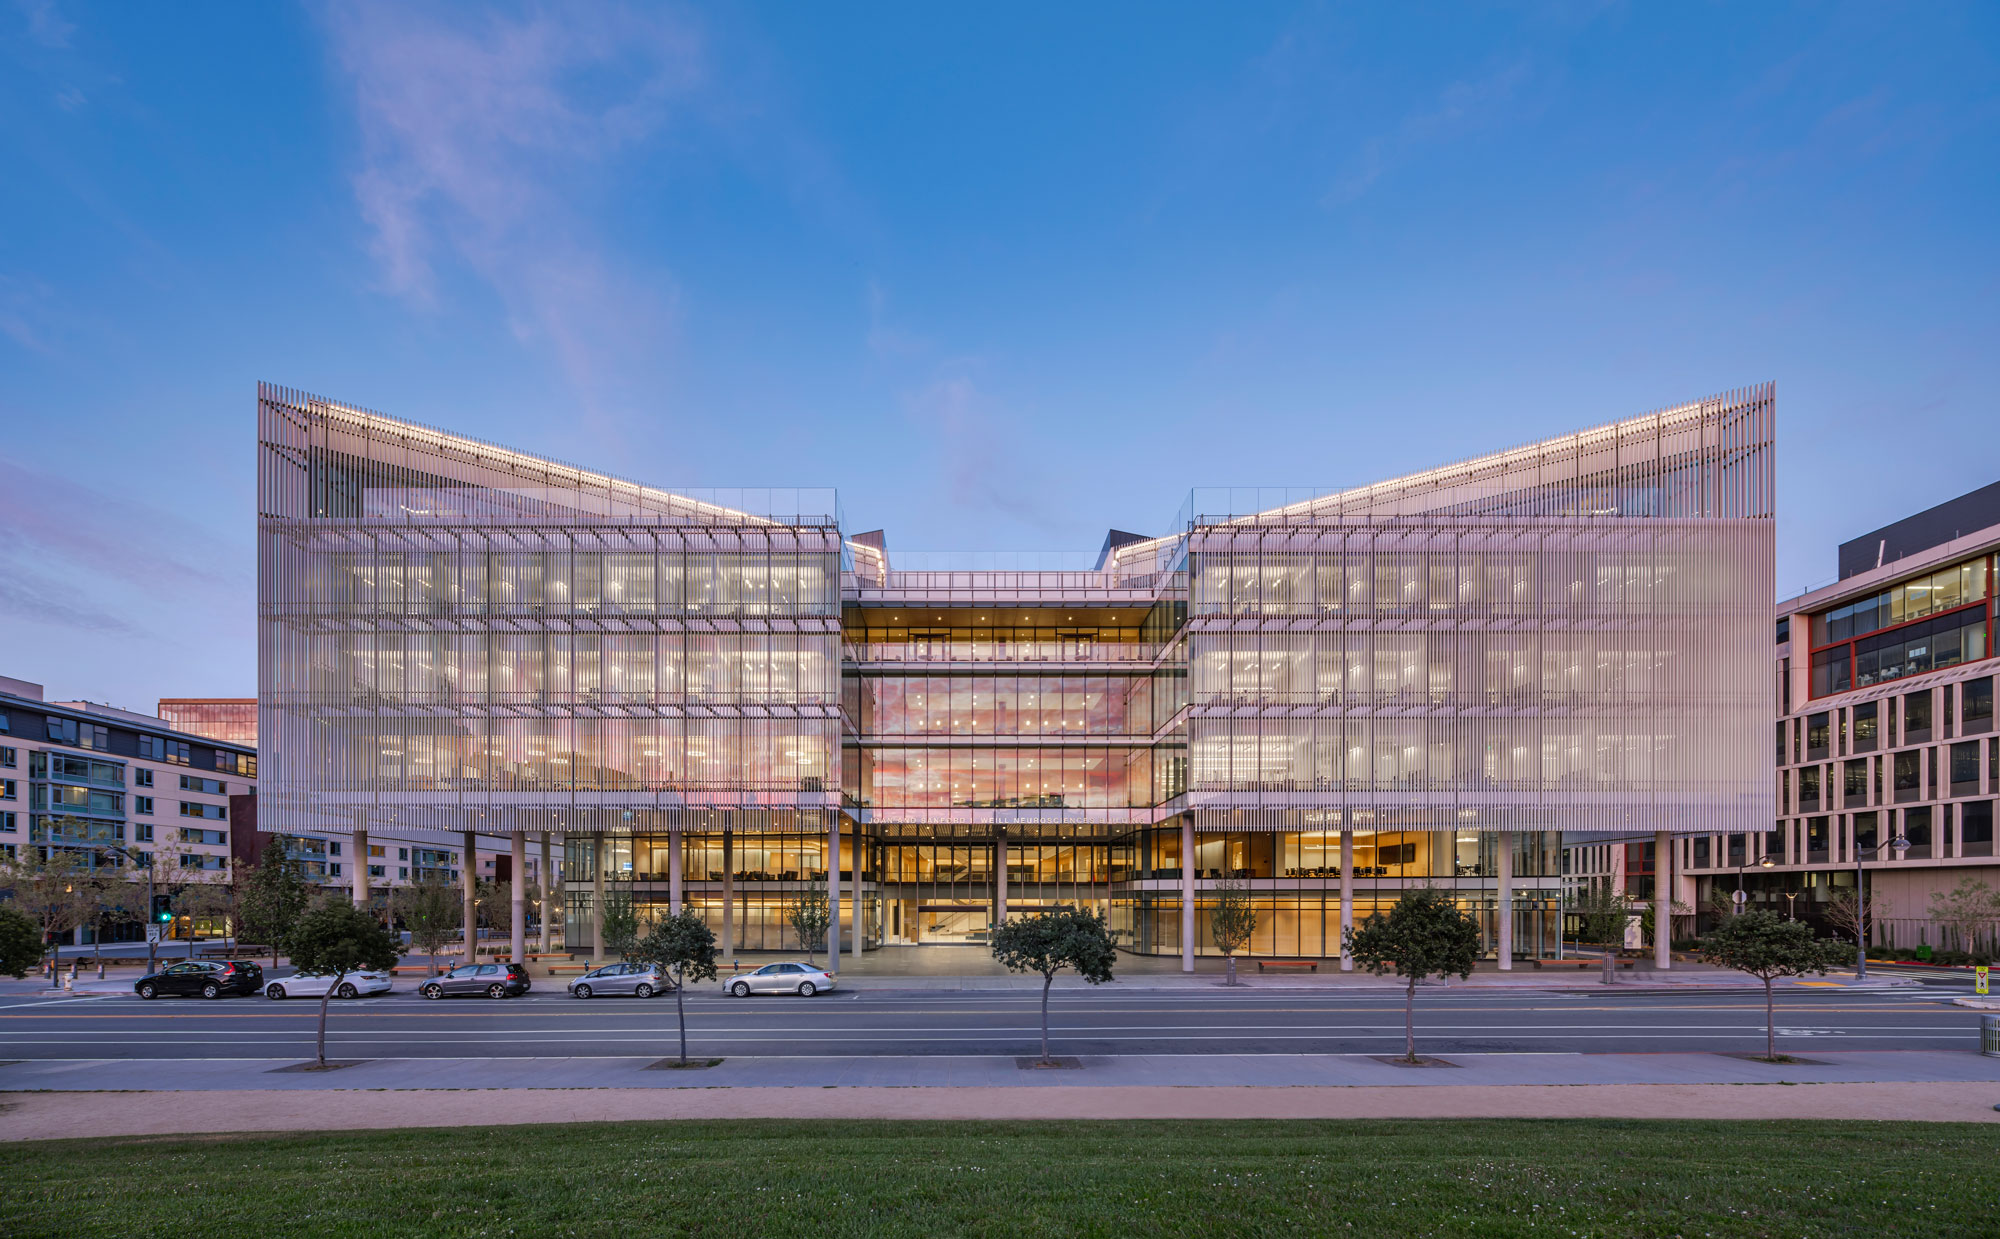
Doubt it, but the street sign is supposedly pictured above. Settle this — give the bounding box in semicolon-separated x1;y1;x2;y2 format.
1978;966;1990;997
146;925;163;945
1731;889;1747;906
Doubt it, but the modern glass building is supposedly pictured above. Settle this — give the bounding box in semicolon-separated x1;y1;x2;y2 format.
258;381;1775;969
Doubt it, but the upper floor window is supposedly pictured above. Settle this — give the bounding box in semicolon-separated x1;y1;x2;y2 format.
0;746;14;767
179;775;227;795
135;768;154;787
139;736;192;765
179;801;227;821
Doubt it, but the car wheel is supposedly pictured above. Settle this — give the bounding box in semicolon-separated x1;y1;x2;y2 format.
731;981;751;998
797;981;817;997
487;983;507;999
266;984;286;1001
137;982;157;1000
337;983;358;999
573;984;592;1000
634;983;654;999
422;984;444;1000
202;982;222;1000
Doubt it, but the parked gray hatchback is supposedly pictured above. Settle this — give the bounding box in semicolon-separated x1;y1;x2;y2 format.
567;962;672;999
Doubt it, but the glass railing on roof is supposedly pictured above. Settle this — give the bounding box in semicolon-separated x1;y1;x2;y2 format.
845;640;1162;664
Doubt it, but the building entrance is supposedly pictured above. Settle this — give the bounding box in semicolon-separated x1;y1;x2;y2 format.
916;904;991;944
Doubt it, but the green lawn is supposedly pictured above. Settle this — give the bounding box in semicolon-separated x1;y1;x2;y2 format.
0;1118;1987;1237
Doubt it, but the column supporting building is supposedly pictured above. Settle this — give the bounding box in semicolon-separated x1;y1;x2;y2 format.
995;830;1009;925
668;825;683;915
351;825;369;909
721;830;735;963
1338;829;1354;972
827;819;842;970
461;830;479;964
510;832;527;964
539;832;554;954
1654;830;1673;971
851;827;862;960
1180;817;1195;973
1496;830;1513;971
591;836;606;963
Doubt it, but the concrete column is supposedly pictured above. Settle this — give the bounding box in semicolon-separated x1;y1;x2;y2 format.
721;829;735;963
590;836;606;963
539;832;553;953
852;828;862;959
510;832;526;964
1496;829;1514;971
668;824;683;915
461;830;479;963
351;826;369;909
827;820;842;970
1339;829;1354;971
1180;817;1195;973
995;831;1009;924
1654;830;1673;971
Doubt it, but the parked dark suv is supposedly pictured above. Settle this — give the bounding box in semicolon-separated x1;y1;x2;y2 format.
135;959;264;1000
419;961;530;1000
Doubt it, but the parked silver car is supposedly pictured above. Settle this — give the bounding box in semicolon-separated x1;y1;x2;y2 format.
727;961;836;997
568;962;672;999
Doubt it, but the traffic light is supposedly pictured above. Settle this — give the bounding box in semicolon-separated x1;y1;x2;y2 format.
152;895;173;924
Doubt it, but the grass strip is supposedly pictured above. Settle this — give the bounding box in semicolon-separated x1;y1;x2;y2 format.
0;1117;1988;1237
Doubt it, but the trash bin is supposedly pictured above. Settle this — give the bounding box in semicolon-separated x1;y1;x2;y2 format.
1982;1014;2000;1058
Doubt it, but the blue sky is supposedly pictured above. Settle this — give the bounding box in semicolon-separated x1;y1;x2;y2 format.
2;2;1997;711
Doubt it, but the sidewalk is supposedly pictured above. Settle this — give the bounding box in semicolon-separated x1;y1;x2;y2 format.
2;1055;1996;1140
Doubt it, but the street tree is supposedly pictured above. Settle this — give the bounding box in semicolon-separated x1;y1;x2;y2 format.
990;905;1116;1065
283;899;403;1067
600;889;640;960
237;838;316;969
1926;876;2000;957
1570;883;1633;985
389;874;462;975
1343;887;1482;1064
0;845;114;985
630;911;719;1066
0;904;43;978
475;878;511;935
1824;888;1890;951
1697;910;1849;1062
170;871;235;959
785;885;831;965
1209;876;1257;986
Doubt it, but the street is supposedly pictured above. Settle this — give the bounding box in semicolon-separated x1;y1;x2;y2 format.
0;983;1981;1061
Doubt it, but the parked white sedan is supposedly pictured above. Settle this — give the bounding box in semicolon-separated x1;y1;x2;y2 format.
726;961;836;997
263;970;394;1001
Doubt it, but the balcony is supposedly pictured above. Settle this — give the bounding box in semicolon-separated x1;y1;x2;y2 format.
846;641;1161;666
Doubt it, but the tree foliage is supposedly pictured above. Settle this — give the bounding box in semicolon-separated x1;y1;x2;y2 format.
990;905;1116;1064
1926;876;2000;956
0;846;115;978
283;899;403;1066
785;885;831;964
1209;877;1257;986
237;837;318;969
600;889;639;960
631;911;720;1065
1343;887;1481;1063
1569;882;1634;985
0;904;43;978
1697;910;1850;1061
1823;887;1889;946
390;874;462;974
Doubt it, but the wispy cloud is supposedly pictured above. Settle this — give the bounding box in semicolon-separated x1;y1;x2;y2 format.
865;279;926;361
14;0;73;48
1324;60;1535;206
906;367;1067;535
323;2;703;423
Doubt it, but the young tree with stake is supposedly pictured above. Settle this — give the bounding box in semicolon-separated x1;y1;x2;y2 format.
599;889;640;961
630;911;719;1067
785;884;831;966
1570;882;1634;986
283;900;402;1068
389;874;462;975
1343;887;1481;1064
1927;876;2000;957
237;837;315;970
1209;876;1257;986
1697;910;1848;1062
990;906;1116;1065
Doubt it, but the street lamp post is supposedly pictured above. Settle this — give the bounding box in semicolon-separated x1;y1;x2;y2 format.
1852;831;1911;982
1733;853;1777;914
95;844;156;974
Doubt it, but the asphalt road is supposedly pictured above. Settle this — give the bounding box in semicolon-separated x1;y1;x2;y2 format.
0;983;1982;1060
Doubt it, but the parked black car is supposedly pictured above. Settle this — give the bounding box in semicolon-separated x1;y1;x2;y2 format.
419;961;530;1000
135;959;264;1000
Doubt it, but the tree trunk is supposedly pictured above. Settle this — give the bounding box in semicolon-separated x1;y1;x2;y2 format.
1602;947;1615;985
317;968;345;1067
1764;976;1776;1062
676;964;689;1065
1040;973;1053;1064
1225;953;1237;986
1404;975;1417;1063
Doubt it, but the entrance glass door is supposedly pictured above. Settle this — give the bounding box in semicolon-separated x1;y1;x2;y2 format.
918;905;991;944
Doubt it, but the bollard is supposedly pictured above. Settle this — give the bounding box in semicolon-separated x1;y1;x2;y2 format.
1982;1014;2000;1059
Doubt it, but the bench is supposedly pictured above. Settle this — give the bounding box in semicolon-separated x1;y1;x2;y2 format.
1529;958;1596;970
545;964;590;975
1256;959;1319;973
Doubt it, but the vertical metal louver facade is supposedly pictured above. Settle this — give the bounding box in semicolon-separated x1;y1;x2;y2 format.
256;384;843;842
